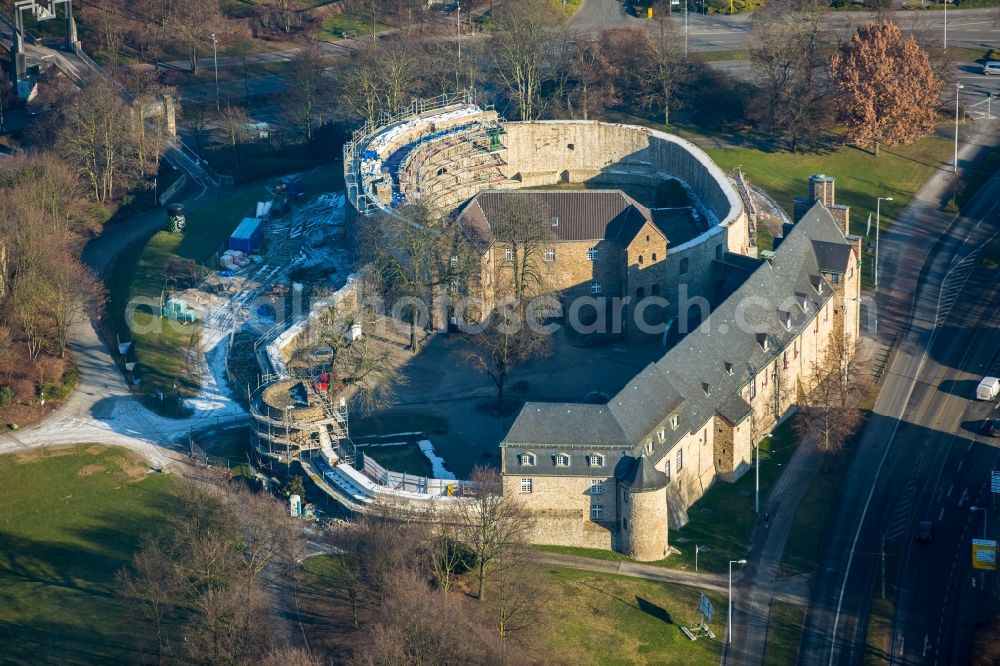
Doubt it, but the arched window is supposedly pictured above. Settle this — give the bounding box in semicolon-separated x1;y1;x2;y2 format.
519;452;536;466
554;453;571;467
652;253;658;261
679;257;689;274
636;287;645;299
638;255;644;265
588;453;605;467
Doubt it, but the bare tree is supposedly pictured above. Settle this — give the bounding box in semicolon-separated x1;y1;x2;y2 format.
490;0;559;120
45;253;103;358
119;539;177;664
569;37;619;121
641;18;689;126
455;466;532;603
285;44;332;141
797;331;870;455
224;483;302;579
748;5;830;151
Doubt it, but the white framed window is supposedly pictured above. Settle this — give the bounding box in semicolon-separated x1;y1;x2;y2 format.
658;428;665;443
589;454;604;467
554;453;571;467
670;414;679;429
664;459;671;482
591;504;604;521
645;439;653;454
551;216;559;227
676;449;683;472
520;452;536;466
520;478;533;493
544;248;556;262
450;255;459;267
749;379;756;400
591;479;605;495
587;248;599;261
591;281;602;294
505;248;515;261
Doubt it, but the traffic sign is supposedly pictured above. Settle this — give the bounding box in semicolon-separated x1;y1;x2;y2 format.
972;539;997;571
699;593;713;623
991;470;1000;494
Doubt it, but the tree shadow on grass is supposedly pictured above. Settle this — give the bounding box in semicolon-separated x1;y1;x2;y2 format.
636;596;674;624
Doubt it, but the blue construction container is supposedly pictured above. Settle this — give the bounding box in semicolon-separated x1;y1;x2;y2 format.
230;217;263;254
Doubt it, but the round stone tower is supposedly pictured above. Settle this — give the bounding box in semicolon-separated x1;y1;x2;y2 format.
616;454;669;561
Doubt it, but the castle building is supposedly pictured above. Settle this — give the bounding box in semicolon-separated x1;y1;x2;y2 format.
499;190;862;560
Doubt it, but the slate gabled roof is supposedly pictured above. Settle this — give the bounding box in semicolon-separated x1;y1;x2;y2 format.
501;201;856;471
458;190;664;245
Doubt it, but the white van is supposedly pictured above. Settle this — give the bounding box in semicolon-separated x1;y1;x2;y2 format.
977;376;1000;401
983;62;1000;75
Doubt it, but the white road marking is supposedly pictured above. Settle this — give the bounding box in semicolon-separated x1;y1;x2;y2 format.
947;483;954;498
939;506;946;521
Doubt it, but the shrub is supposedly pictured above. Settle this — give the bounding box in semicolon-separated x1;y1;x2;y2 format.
0;386;13;407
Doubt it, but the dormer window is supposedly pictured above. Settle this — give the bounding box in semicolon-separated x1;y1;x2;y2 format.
554;453;571;467
725;362;734;376
757;333;769;352
658;428;665;442
645;439;653;454
780;310;792;331
702;382;711;397
797;294;809;313
811;276;824;294
588;453;605;467
670;414;679;429
519;452;536;466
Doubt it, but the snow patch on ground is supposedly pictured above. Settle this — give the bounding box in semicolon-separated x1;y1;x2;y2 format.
418;439;455;479
183;328;247;416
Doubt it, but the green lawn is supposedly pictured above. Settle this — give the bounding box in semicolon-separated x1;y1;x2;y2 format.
0;445;182;665
762;602;805;665
320;13;386;41
542;566;722;665
666;419;798;573
704;133;954;240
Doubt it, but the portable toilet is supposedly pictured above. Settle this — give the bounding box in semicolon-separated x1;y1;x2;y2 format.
289;494;302;517
167;203;185;232
229;217;263;254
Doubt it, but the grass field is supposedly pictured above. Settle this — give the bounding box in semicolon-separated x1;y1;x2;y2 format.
762;602;805;665
542;566;722;664
320;13;386;40
704;134;954;239
0;445;181;665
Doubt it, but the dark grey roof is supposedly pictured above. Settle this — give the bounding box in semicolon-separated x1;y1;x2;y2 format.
504;403;629;447
812;240;853;274
615;454;669;492
502;201;855;471
502;441;629;477
458;190;662;245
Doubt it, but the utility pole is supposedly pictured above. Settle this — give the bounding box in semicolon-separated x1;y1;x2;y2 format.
457;2;462;63
881;534;886;599
943;0;948;52
211;32;220;112
954;83;964;174
685;0;689;59
875;196;892;290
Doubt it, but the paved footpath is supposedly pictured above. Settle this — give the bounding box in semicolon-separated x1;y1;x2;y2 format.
535;552;730;595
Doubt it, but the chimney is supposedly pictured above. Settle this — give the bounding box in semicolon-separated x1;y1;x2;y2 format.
830;204;851;236
809;174;835;207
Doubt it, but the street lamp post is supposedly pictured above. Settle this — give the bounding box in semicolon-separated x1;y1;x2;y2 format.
457;3;461;63
211;32;220;112
954;83;964;174
685;0;689;59
728;559;747;646
943;0;948;52
696;544;705;572
874;196;892;290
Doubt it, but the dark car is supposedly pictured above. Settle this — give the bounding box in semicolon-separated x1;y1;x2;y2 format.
981;419;998;437
916;521;934;543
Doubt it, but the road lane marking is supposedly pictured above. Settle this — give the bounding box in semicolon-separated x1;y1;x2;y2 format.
947;483;954;497
939;506;946;521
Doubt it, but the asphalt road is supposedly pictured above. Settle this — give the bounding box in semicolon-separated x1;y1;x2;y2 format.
798;122;1000;664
